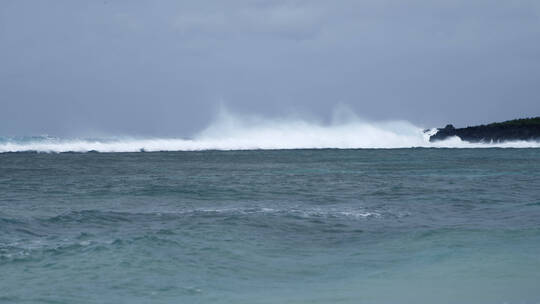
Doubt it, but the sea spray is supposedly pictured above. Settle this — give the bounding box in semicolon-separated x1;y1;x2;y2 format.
1;110;540;152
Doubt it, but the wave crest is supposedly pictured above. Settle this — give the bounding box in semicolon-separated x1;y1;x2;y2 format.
2;111;540;152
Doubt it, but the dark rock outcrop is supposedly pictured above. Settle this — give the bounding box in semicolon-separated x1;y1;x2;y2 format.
429;117;540;142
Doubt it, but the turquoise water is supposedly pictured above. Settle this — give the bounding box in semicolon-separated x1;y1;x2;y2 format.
1;149;540;303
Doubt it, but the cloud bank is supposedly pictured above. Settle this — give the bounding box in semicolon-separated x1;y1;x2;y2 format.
1;0;539;136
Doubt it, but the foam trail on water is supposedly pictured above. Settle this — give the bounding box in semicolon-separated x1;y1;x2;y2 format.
1;110;540;152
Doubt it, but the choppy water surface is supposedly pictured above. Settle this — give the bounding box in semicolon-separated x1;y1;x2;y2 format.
1;149;540;303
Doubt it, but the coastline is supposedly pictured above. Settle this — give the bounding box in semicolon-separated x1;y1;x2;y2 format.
429;117;540;143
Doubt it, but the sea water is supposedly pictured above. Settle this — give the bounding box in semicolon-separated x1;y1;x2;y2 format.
1;148;539;303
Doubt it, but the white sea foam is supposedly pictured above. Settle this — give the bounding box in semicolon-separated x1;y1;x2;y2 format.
1;109;540;152
181;206;380;219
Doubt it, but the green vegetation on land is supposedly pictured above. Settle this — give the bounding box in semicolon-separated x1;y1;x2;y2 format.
485;117;540;128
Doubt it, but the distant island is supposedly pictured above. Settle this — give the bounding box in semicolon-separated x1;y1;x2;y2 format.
429;117;540;142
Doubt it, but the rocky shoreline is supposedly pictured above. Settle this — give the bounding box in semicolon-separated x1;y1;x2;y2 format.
429;117;540;143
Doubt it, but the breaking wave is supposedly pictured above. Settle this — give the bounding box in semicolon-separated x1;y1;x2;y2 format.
2;110;540;152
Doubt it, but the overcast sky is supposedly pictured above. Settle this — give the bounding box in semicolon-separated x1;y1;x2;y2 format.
1;0;539;136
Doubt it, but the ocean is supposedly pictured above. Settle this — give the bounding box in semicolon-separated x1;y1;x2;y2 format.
1;148;539;304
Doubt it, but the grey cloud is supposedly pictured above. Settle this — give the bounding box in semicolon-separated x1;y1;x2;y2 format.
1;0;539;136
173;4;324;40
